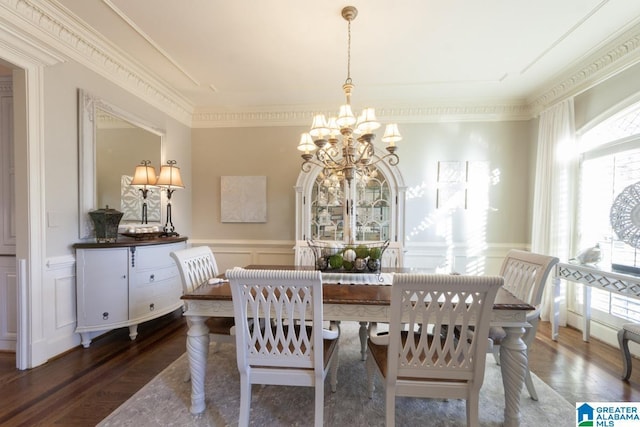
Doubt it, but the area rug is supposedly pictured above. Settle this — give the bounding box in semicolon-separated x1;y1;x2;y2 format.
99;323;575;426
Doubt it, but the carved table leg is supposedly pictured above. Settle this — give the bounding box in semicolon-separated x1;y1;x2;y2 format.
359;321;368;361
500;326;528;427
187;315;210;415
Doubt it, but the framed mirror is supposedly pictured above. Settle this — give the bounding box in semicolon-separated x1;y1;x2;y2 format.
78;89;164;239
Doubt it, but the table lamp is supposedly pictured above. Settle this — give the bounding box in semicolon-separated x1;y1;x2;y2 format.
130;160;157;224
156;160;184;236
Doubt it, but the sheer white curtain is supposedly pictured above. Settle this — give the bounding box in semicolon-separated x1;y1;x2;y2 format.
530;98;577;323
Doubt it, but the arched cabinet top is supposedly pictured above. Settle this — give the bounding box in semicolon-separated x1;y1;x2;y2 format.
294;152;406;246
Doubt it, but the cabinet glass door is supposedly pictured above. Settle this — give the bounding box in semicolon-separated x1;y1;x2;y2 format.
355;169;390;241
310;167;390;242
311;173;345;241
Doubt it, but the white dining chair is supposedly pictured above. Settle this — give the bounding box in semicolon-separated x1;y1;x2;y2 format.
488;249;558;400
170;246;235;381
366;273;502;427
226;268;340;427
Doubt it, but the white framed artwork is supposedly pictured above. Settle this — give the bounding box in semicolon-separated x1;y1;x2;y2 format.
221;176;267;223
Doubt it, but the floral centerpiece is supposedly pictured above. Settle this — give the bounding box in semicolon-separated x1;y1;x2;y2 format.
307;240;389;273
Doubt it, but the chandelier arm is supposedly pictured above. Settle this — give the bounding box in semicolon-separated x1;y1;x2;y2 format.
354;140;376;165
301;159;326;173
365;152;400;168
316;149;343;169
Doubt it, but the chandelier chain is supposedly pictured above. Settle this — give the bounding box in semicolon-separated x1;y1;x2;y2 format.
346;18;352;84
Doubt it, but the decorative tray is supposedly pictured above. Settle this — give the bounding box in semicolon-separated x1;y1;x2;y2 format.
119;232;164;240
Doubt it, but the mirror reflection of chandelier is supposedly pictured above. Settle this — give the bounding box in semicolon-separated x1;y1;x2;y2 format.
296;6;402;184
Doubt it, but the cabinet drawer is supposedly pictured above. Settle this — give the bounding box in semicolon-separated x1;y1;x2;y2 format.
134;265;178;288
129;278;181;318
134;242;186;269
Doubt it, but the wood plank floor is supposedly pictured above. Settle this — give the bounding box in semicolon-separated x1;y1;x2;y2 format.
1;311;639;426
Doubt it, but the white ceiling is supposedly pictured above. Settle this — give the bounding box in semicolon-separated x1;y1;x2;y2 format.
54;0;640;118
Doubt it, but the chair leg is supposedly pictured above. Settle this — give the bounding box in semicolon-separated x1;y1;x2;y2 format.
492;345;500;365
619;329;633;381
359;321;368;361
314;381;324;427
330;343;339;393
365;352;376;399
385;387;396;427
238;374;251;427
466;394;480;427
524;368;539;401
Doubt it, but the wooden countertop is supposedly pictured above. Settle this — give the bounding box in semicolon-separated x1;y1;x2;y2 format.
73;235;188;249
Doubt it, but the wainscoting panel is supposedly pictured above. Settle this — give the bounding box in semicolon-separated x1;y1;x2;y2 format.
192;240;296;273
44;255;81;359
0;256;17;351
403;242;526;275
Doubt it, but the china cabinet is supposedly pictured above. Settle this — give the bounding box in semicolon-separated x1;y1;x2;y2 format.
73;237;187;347
294;158;405;267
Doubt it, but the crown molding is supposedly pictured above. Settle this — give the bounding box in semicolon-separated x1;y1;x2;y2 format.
529;21;640;115
3;1;640;127
191;102;534;128
0;0;193;126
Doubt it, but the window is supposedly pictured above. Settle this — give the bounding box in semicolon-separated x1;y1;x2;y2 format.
575;101;640;326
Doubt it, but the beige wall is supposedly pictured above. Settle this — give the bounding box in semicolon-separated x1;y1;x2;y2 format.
192;126;305;241
42;61;192;257
192;120;534;247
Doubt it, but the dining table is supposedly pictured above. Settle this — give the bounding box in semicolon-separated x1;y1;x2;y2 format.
181;265;535;427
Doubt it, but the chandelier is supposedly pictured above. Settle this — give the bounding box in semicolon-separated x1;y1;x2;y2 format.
297;6;402;184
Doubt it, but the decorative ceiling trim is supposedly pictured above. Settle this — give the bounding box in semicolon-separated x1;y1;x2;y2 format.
0;0;193;126
529;21;640;114
191;103;534;128
2;0;640;128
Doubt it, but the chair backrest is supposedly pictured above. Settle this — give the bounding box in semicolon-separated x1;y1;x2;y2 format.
387;274;502;386
226;268;324;372
170;245;219;294
381;241;404;268
294;240;316;267
499;250;559;306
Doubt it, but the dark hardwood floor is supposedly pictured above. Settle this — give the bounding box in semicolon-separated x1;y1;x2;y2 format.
1;312;639;426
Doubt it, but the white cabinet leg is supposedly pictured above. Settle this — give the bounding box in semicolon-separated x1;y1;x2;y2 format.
80;332;92;348
128;324;138;341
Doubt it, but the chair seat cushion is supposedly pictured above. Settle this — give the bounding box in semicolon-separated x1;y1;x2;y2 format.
205;316;235;335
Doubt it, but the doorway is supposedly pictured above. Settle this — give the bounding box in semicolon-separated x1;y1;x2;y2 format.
0;67;16;353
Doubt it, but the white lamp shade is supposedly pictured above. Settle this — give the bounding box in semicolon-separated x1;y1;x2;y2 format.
156;163;184;189
130;164;157;186
356;107;381;134
327;117;341;138
382;123;402;146
297;133;316;153
309;114;329;138
336;104;356;127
